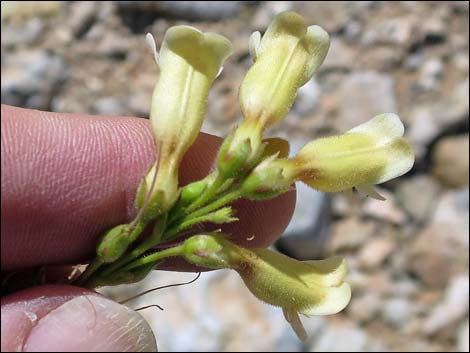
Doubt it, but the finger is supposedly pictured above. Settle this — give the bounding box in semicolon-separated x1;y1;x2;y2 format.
1;105;295;271
1;285;157;351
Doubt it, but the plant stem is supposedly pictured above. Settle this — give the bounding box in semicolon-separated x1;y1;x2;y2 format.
187;189;243;221
122;245;184;271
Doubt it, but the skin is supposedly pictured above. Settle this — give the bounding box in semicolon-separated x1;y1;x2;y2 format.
1;105;295;351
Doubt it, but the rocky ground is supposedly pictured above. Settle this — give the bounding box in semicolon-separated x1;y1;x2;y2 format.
2;1;469;352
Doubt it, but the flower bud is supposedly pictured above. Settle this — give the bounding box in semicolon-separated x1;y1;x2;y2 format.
97;224;131;263
182;234;240;269
180;178;210;205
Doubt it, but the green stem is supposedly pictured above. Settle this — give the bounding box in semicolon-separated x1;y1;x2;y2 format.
164;213;220;239
163;189;243;241
122;245;184;271
187;189;243;220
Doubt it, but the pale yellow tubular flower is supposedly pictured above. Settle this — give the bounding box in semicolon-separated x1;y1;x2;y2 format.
279;113;415;197
217;11;330;178
140;27;232;215
181;235;351;341
239;11;330;138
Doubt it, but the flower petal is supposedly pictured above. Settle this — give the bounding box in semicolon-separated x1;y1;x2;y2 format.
302;282;351;316
348;113;404;143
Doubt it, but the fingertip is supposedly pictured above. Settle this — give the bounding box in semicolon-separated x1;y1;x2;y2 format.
1;285;157;352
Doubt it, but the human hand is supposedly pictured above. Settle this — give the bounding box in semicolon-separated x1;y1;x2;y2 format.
1;104;295;351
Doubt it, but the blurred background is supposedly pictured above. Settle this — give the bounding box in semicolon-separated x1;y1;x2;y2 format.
1;1;469;351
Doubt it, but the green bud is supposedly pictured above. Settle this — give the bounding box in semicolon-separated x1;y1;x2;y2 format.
97;224;131;263
180;179;209;205
182;234;240;269
241;156;289;200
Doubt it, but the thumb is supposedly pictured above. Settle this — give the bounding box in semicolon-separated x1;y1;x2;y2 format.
1;285;157;352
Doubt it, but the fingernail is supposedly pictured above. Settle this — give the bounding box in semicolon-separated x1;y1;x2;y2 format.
23;295;157;352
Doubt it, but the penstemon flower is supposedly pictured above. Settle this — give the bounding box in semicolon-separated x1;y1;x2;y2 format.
74;11;415;345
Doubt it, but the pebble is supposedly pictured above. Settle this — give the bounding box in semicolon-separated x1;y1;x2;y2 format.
358;236;395;269
396;175;441;223
362;189;407;225
1;50;68;109
382;298;413;327
423;274;469;335
432;134;469;188
329;217;376;252
332;72;397;131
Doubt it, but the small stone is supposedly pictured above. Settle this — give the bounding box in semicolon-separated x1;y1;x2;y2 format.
432;134;469;188
0;18;44;47
117;1;242;21
310;322;385;352
332;72;396;131
1;50;68;110
432;79;469;129
423;274;469;335
432;188;469;247
396;175;441;223
453;53;470;75
329;217;376;252
362;189;406;225
358;236;395;269
68;1;97;38
252;1;293;30
419;16;447;44
347;292;382;323
382;298;413;327
92;97;124;116
405;52;424;72
362;17;415;46
416;58;444;91
408;221;468;288
406;79;469;153
293;79;322;117
320;38;355;72
312;325;368;352
292;2;351;33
